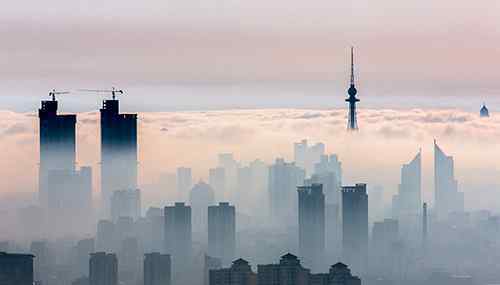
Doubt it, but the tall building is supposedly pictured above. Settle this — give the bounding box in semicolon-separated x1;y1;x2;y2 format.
297;184;325;271
208;202;236;266
190;181;215;233
164;203;192;267
257;253;310;285
205;255;222;285
176;167;193;201
210;258;256;285
346;47;360;131
0;252;34;285
434;140;464;219
89;252;118;285
100;97;137;212
218;153;240;203
30;241;52;285
38;95;76;207
144;253;171;285
392;150;421;218
341;184;368;274
96;220;115;252
293;139;325;176
268;158;305;225
110;189;141;222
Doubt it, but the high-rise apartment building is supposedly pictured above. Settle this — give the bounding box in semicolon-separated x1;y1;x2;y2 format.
208;202;236;266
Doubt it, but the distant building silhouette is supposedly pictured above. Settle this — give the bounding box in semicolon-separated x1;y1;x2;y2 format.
210;258;256;285
100;98;137;213
74;238;95;278
434;140;463;219
268;159;305;225
257;253;309;285
176;167;193;202
164;203;192;268
110;189;141;222
294;139;325;175
96;220;115;252
209;167;226;201
208;202;236;266
47;167;93;235
38;96;76;207
422;202;428;250
190;181;215;233
218;154;240;203
30;241;52;285
144;253;171;285
89;252;118;285
297;184;325;271
0;252;34;285
392;150;421;218
346;47;360;131
480;103;490;117
341;184;368;274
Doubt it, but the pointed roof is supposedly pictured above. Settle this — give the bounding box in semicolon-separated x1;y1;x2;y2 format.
281;253;297;260
232;258;249;265
332;262;348;268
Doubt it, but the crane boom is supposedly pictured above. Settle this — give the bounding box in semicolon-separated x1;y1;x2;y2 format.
78;87;124;100
48;89;70;101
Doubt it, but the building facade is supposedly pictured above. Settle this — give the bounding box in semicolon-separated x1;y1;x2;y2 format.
144;253;171;285
89;252;118;285
208;202;236;266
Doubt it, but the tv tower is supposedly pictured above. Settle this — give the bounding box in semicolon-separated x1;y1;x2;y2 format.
346;47;360;130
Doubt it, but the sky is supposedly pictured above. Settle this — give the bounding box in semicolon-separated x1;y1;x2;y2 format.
1;0;500;111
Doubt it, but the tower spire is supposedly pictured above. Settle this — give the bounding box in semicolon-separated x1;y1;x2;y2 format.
346;46;360;131
350;46;355;86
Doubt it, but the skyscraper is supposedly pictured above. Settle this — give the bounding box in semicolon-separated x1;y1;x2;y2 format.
144;253;171;285
346;47;360;131
190;181;215;233
74;238;95;278
297;184;325;271
89;252;118;285
209;167;226;201
38;95;76;207
434;140;464;219
100;97;137;212
392;150;421;220
480;103;490;117
164;203;192;268
208;202;236;266
268;158;305;225
0;252;34;285
341;184;368;274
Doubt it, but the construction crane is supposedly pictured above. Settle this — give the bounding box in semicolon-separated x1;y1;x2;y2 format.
48;89;70;101
78;87;124;100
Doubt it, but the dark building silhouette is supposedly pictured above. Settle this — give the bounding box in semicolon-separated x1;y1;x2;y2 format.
257;253;310;285
144;253;171;285
164;203;192;268
346;47;360;131
100;98;137;212
89;252;118;285
38;96;76;206
209;258;256;285
341;184;368;274
297;184;325;271
0;252;34;285
208;202;236;266
480;103;490;117
310;263;361;285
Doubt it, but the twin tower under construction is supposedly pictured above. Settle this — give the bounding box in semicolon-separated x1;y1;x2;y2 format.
38;91;137;219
